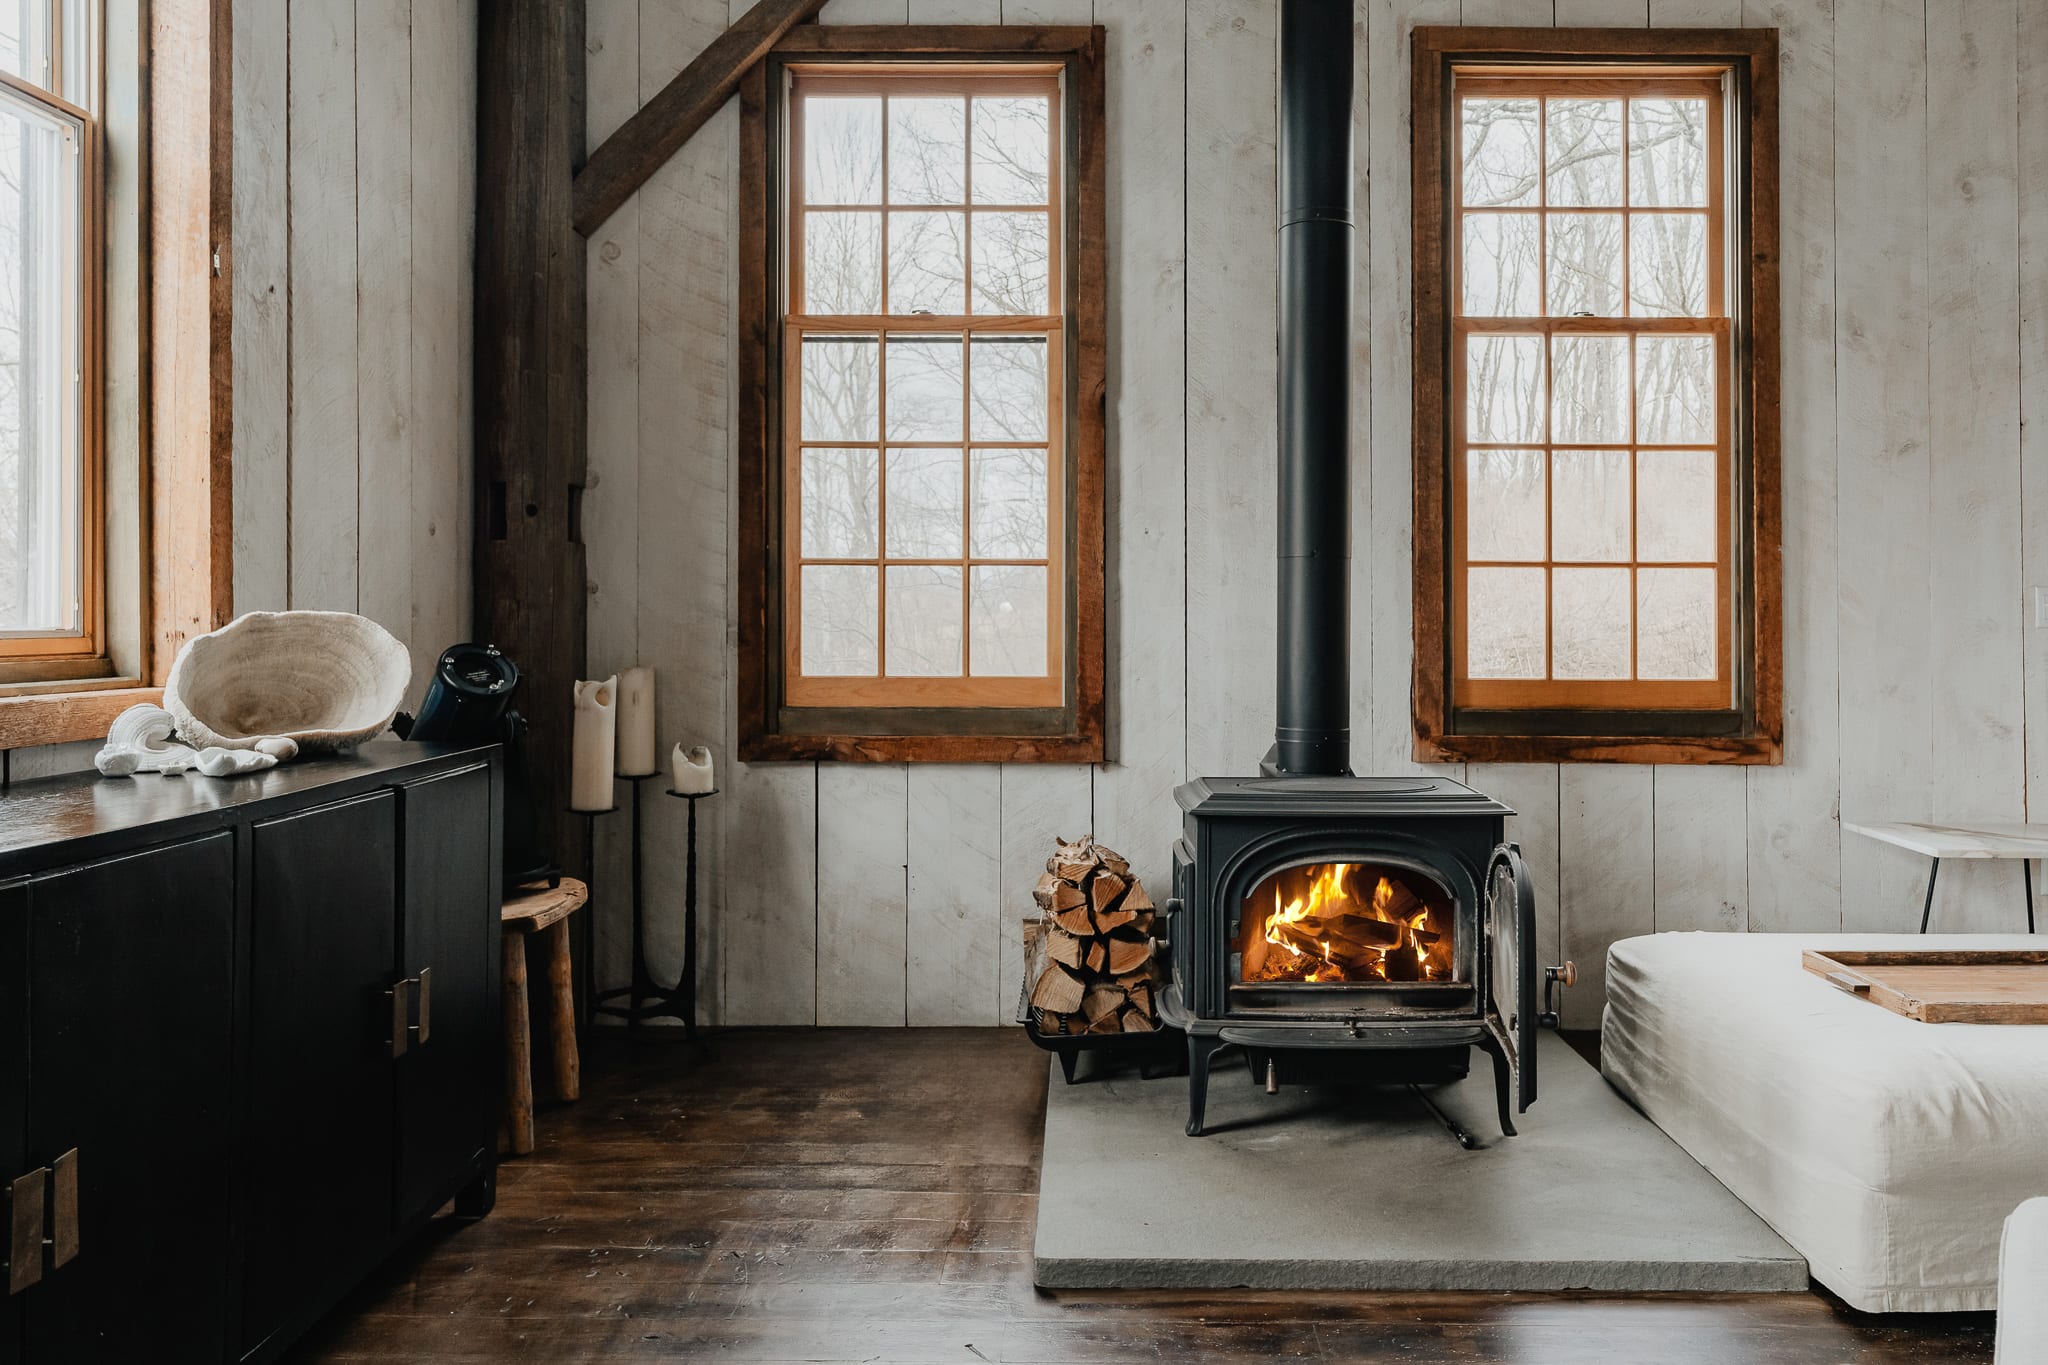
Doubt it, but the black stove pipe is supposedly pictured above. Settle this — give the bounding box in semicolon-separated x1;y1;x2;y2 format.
1272;0;1353;777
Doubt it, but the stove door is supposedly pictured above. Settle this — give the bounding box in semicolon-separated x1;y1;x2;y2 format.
1484;843;1538;1111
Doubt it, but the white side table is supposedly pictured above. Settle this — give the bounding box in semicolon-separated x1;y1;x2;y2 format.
1844;821;2048;933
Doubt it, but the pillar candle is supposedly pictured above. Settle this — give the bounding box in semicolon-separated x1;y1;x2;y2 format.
615;666;657;775
570;676;618;811
671;743;715;795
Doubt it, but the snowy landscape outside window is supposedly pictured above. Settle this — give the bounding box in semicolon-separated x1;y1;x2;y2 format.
1452;71;1731;711
1408;28;1782;766
0;0;98;669
782;68;1066;711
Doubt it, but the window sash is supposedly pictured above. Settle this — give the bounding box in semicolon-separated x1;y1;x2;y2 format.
0;46;98;664
780;67;1067;710
1447;70;1731;710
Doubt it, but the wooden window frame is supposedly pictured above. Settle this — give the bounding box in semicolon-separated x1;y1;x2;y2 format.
737;25;1106;764
1411;26;1780;766
0;1;108;683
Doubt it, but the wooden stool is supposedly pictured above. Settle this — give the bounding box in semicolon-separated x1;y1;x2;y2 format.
501;879;587;1155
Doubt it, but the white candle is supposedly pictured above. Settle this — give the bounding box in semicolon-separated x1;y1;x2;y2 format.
570;676;618;811
615;666;657;775
671;743;715;795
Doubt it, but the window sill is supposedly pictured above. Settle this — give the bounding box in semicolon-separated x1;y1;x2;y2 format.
1416;732;1782;766
741;731;1105;764
0;682;160;750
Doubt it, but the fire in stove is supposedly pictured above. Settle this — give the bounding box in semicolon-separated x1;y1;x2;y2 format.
1239;863;1456;985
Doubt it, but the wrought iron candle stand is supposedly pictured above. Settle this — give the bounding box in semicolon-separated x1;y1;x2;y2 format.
594;775;713;1041
570;803;619;1030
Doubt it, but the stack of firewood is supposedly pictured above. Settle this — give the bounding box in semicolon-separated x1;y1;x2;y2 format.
1025;835;1160;1035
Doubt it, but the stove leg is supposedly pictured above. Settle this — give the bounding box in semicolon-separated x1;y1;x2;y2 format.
1485;1039;1517;1138
1186;1038;1222;1137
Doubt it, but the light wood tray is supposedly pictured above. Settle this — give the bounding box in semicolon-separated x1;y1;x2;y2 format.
1802;950;2048;1023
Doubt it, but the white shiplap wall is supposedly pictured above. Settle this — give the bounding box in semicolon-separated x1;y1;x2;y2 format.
588;0;2047;1029
237;0;478;691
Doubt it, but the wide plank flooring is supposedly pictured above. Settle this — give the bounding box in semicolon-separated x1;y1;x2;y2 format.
288;1029;1995;1363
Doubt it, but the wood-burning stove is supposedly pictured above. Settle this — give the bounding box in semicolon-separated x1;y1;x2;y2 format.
1158;777;1545;1138
1153;0;1568;1138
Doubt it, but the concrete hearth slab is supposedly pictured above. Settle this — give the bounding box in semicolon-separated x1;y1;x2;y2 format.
1033;1030;1806;1291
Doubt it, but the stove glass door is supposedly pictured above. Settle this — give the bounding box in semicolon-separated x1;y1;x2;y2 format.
1236;861;1456;985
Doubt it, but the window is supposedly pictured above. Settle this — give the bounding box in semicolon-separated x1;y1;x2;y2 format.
0;0;98;677
1411;29;1780;764
738;26;1105;762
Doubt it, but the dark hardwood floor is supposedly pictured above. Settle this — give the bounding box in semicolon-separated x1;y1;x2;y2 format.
289;1029;1995;1363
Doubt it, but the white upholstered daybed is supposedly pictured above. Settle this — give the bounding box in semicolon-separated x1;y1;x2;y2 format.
1602;932;2048;1312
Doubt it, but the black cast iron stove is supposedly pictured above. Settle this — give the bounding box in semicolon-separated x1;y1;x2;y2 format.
1153;0;1566;1140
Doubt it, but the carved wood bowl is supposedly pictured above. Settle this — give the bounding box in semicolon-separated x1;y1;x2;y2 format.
165;610;413;754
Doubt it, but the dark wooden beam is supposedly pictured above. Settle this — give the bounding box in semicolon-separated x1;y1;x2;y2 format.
474;0;587;915
570;0;826;237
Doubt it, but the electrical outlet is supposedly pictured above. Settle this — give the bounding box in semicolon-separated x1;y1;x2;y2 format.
2034;586;2048;629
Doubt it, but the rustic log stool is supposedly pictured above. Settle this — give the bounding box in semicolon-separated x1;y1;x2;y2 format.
501;878;587;1155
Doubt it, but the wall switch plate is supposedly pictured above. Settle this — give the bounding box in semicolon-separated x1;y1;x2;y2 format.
2034;587;2048;629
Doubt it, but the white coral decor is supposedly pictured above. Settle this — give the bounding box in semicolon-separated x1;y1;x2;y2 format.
164;610;411;756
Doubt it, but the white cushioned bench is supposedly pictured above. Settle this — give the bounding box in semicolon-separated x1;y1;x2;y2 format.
1603;932;2048;1312
1999;1197;2048;1360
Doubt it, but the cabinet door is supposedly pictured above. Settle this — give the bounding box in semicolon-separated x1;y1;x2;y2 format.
24;834;235;1363
0;881;23;1365
394;763;496;1225
241;793;397;1357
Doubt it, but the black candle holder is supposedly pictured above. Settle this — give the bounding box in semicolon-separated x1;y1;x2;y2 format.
594;776;715;1041
568;802;620;1032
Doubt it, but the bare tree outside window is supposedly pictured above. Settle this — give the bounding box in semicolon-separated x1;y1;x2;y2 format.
1453;74;1727;706
0;0;89;647
784;70;1064;709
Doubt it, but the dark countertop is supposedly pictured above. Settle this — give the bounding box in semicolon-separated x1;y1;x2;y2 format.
0;740;498;877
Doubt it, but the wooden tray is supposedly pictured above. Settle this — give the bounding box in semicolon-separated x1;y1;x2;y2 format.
1802;950;2048;1023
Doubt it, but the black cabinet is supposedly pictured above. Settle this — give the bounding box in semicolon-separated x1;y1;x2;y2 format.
0;743;500;1365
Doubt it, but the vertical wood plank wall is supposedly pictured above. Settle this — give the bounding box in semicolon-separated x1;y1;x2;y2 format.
232;0;478;693
579;0;2048;1029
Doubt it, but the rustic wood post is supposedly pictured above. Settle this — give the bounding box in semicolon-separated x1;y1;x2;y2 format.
474;0;588;938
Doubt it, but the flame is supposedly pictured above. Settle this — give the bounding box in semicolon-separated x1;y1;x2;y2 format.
1240;864;1455;985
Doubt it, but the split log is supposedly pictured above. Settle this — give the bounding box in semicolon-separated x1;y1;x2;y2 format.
1085;939;1108;974
1052;899;1095;938
1092;902;1139;934
1030;962;1085;1015
1106;933;1151;975
1082;982;1125;1023
1043;923;1085;969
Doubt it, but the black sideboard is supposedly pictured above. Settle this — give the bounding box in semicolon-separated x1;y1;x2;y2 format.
0;741;503;1364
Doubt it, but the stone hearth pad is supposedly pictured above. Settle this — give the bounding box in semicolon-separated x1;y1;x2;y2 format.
1033;1030;1806;1291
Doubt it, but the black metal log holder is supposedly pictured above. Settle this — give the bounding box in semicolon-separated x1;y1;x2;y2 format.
594;776;715;1041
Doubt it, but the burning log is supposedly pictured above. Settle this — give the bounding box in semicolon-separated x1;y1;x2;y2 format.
1024;835;1163;1036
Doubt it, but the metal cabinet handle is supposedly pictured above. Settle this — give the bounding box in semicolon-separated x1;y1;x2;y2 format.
411;966;432;1047
387;978;411;1058
5;1168;43;1296
47;1150;77;1270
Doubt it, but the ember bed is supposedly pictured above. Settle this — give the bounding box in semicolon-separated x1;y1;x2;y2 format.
1603;932;2048;1312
